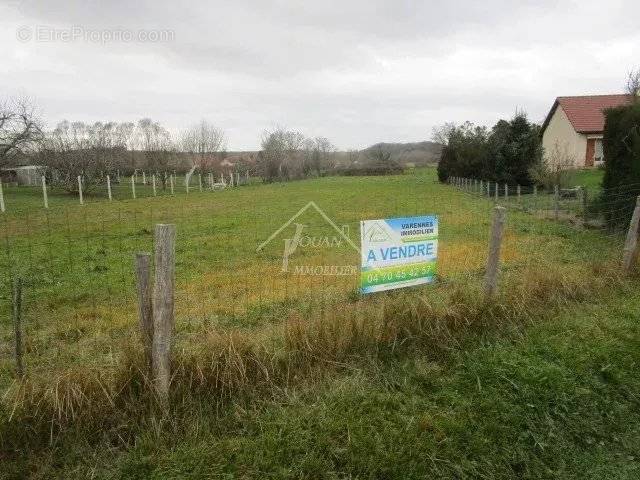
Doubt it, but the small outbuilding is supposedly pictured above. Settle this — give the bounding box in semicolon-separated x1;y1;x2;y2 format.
0;165;43;186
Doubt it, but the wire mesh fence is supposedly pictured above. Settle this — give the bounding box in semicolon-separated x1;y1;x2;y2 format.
0;171;632;383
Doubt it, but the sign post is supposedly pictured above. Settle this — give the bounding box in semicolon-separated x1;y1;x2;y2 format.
360;215;438;294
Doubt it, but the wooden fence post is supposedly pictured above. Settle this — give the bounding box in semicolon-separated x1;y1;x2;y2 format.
107;175;113;201
152;174;157;196
78;176;84;205
236;172;240;186
13;277;24;377
143;171;146;185
622;196;640;272
152;224;176;405
170;175;175;195
131;175;136;199
135;253;154;366
485;206;506;296
0;179;5;213
185;174;189;194
554;185;559;220
41;175;48;209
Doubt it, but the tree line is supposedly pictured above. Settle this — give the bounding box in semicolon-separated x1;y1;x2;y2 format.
434;112;543;186
0;97;347;192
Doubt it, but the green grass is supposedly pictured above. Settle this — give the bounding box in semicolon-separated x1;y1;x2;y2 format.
572;168;605;190
5;285;640;479
2;167;639;478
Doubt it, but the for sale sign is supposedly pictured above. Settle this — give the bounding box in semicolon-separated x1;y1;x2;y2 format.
360;216;438;294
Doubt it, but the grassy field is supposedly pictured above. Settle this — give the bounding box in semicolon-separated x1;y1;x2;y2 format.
2;167;639;478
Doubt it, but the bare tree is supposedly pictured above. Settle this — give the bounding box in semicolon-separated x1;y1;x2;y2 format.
431;122;456;146
626;68;640;100
258;128;307;182
38;121;123;192
137;118;176;188
181;120;226;172
0;97;43;167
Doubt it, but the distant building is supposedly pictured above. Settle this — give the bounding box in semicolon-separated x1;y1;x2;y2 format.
541;94;633;168
0;165;42;186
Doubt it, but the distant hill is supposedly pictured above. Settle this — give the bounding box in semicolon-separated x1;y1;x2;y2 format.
361;141;443;167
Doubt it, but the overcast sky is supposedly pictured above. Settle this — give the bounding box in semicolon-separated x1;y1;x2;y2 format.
2;0;638;150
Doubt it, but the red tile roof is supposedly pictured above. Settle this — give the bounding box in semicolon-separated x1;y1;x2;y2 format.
542;94;633;134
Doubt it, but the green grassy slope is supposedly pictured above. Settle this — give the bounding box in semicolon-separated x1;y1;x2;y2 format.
6;287;639;479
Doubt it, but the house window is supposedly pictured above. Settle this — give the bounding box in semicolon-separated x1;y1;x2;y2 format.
594;138;604;163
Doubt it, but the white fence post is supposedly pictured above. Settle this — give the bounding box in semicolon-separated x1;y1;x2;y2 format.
485;206;506;296
0;179;5;213
185;174;189;194
170;175;175;195
131;175;136;199
78;176;84;205
622;196;640;273
236;172;240;186
152;174;157;196
209;173;214;190
41;176;48;209
143;171;146;185
107;175;112;201
152;224;176;406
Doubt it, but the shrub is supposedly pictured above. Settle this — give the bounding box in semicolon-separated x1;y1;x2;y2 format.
601;103;640;229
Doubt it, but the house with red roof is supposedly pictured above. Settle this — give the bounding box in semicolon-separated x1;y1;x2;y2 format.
541;94;633;168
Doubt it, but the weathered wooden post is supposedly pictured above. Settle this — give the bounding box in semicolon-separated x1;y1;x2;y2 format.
0;179;5;213
185;174;190;194
107;175;113;201
554;185;559;220
236;172;240;186
152;224;176;405
229;172;234;187
143;171;146;185
131;175;137;199
170;175;175;195
78;176;84;205
152;174;157;196
485;206;506;296
246;171;250;183
209;173;214;190
135;253;154;366
13;277;24;377
41;175;48;209
622;196;640;273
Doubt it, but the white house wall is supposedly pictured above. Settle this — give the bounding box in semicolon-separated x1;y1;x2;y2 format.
542;106;586;168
